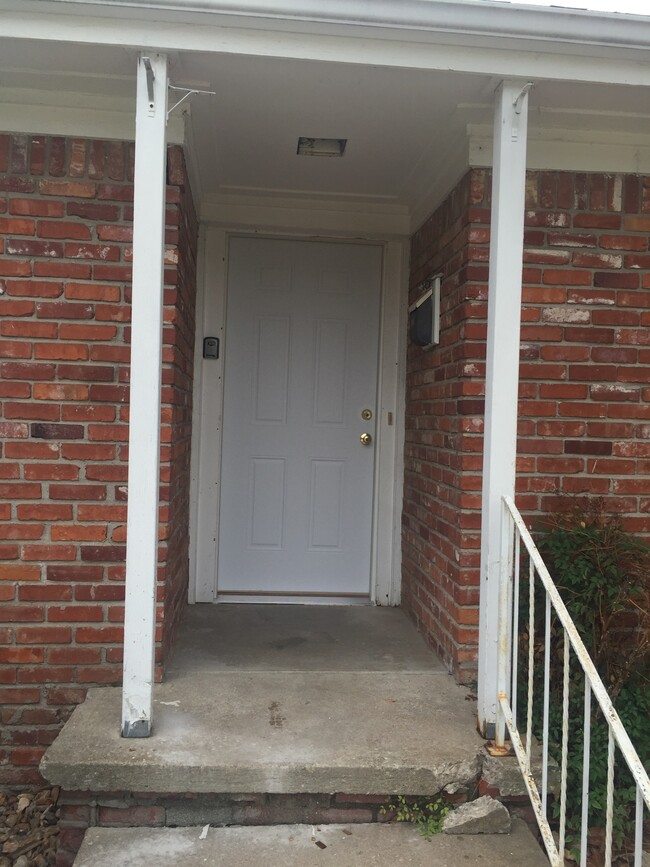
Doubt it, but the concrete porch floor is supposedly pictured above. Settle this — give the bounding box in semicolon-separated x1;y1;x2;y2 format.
42;605;485;795
166;604;448;675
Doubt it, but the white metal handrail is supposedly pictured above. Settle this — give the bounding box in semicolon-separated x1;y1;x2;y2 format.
497;495;649;867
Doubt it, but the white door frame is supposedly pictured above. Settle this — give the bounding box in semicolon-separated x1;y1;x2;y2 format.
190;218;408;606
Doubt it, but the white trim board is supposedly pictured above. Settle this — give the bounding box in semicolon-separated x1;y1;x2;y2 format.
191;223;407;607
187;223;208;605
200;196;411;239
192;227;227;605
469;126;650;175
0;89;185;144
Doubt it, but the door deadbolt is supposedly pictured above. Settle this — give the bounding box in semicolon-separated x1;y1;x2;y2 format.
360;432;372;446
361;409;373;421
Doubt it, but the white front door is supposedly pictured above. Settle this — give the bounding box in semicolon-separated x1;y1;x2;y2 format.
217;237;382;600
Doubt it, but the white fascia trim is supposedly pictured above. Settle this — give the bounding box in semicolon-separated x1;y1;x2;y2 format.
2;9;650;87
21;0;650;51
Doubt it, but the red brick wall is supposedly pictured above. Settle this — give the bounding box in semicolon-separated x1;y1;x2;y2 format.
403;168;650;683
0;134;198;785
403;172;483;682
516;170;650;527
160;149;198;665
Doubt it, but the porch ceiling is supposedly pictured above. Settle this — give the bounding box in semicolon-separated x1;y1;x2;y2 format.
2;34;650;227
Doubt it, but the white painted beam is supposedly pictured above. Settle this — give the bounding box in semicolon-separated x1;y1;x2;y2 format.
477;80;530;740
121;52;168;738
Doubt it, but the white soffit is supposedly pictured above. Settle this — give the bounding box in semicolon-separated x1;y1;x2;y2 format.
184;56;488;206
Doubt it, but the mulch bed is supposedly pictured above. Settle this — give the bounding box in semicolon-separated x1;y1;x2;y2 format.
0;788;59;867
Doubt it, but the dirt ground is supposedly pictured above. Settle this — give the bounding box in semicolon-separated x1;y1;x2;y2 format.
0;788;59;867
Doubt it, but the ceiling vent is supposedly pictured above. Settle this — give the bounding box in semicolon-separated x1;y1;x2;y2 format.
297;137;347;157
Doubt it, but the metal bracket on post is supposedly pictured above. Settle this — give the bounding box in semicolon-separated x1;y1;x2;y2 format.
511;82;533;142
167;84;216;121
142;56;155;117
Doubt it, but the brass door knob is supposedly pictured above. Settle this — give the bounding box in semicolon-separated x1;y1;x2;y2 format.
360;432;372;446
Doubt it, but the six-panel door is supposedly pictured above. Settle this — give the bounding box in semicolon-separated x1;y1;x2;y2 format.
217;237;382;599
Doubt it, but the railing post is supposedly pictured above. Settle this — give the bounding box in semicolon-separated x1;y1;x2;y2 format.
121;53;168;737
477;79;531;739
495;504;515;748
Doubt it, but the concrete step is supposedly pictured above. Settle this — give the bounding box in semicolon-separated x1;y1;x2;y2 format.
42;672;484;794
74;820;550;866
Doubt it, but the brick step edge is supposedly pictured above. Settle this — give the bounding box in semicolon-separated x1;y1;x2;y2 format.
56;789;472;867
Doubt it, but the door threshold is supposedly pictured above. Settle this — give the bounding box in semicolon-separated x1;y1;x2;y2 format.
215;593;371;606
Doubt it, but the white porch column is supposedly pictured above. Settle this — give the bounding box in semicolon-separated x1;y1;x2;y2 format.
122;53;168;738
477;80;530;739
